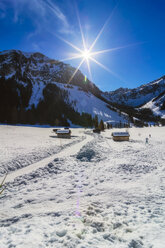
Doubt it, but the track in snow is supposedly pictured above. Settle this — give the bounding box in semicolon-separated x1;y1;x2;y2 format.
3;133;94;183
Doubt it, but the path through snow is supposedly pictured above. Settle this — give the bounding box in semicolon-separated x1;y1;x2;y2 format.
4;132;93;183
0;126;165;248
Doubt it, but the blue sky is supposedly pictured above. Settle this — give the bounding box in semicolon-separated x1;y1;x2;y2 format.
0;0;165;91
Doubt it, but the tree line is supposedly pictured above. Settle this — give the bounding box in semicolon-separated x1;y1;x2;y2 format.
0;78;105;128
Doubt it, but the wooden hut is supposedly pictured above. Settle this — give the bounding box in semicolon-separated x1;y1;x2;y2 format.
53;128;59;133
56;129;71;138
112;132;130;141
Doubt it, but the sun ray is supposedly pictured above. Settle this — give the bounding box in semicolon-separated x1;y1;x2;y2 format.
90;57;112;73
61;54;83;62
90;57;126;83
89;4;118;52
90;42;145;56
69;58;85;83
56;34;83;54
55;3;142;86
61;41;144;63
86;58;92;82
76;6;87;51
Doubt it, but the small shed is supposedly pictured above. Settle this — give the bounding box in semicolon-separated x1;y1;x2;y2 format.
112;132;130;141
53;128;59;133
56;129;71;138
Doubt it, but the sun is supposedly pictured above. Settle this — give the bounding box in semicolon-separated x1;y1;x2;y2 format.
82;49;91;60
56;6;139;84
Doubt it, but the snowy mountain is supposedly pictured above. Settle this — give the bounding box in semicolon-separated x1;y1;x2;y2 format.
141;89;165;119
0;50;127;126
104;76;165;118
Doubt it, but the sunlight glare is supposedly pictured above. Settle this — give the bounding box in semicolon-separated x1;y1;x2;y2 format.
57;4;138;84
82;49;91;60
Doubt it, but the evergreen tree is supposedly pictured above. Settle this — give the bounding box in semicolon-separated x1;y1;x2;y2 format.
11;106;18;124
94;115;98;128
119;120;122;128
99;119;104;131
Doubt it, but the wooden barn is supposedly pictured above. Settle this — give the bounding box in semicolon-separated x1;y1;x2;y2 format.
112;132;130;141
56;129;71;139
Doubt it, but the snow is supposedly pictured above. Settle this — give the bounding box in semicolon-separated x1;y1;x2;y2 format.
56;130;70;134
105;77;165;108
5;72;15;79
18;81;28;87
27;81;45;108
0;50;129;124
141;98;165;119
112;132;130;137
53;82;127;122
0;125;84;176
150;78;163;86
0;50;33;58
0;125;165;247
124;92;157;107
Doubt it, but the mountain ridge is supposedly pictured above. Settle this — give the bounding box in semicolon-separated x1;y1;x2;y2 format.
1;49;164;126
104;75;165;119
0;49;127;126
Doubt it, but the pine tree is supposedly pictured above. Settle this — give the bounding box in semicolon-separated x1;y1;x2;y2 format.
94;115;98;128
99;119;104;131
11;106;18;124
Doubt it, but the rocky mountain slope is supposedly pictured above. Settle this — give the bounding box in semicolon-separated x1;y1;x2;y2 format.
104;76;165;119
0;50;127;126
141;89;165;119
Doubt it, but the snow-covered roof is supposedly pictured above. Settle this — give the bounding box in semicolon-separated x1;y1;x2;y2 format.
112;132;130;137
56;130;70;134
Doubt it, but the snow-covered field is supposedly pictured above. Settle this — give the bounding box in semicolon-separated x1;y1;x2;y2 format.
0;125;165;248
0;125;85;177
